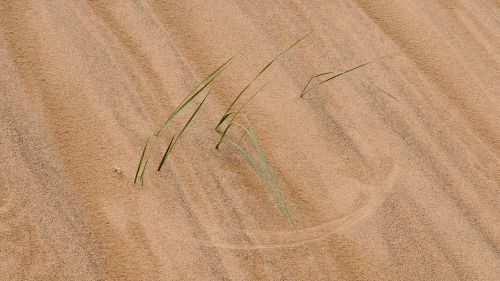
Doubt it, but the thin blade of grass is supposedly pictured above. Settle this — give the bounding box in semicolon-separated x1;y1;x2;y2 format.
303;53;397;97
229;83;267;125
312;71;335;78
216;32;311;130
216;122;234;150
215;112;234;133
228;140;286;220
300;48;331;97
216;83;267;148
240;118;297;231
157;135;175;171
303;61;374;96
227;120;297;232
134;138;149;184
276;167;306;227
316;60;372;85
347;73;399;101
175;90;211;142
157;90;212;171
140;158;149;187
234;83;267;117
155;38;260;136
155;56;233;136
308;66;399;101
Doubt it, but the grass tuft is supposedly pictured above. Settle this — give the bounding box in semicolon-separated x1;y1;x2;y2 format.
227;118;297;232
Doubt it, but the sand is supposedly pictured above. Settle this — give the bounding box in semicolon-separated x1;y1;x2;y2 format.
0;1;498;280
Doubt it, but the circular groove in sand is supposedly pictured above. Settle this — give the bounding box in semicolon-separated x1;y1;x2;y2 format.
192;165;399;250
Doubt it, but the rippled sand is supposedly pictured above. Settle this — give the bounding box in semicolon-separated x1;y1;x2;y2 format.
0;1;498;280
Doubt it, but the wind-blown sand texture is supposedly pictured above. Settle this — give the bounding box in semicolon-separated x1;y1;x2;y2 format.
1;1;499;280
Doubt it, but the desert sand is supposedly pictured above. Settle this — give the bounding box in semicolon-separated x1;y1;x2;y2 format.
0;1;499;280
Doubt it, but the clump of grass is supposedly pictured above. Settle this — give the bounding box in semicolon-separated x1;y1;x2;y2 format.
215;32;311;132
135;54;236;181
227;117;298;232
133;33;399;237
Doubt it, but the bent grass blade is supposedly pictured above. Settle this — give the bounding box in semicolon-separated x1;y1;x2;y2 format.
215;83;267;149
303;61;374;96
300;48;332;97
216;32;311;131
227;120;297;232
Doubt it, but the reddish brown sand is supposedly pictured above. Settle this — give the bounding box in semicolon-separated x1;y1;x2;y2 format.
0;1;499;280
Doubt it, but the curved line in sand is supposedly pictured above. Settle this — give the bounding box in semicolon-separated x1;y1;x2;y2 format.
193;164;400;250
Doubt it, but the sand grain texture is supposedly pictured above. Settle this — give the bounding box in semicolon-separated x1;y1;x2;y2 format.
0;1;499;280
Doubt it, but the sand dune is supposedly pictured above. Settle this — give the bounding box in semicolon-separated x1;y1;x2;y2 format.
0;1;498;280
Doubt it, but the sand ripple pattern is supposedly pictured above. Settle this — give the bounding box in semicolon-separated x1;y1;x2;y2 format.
0;0;498;280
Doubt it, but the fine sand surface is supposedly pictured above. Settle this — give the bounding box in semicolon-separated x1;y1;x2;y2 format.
1;1;499;280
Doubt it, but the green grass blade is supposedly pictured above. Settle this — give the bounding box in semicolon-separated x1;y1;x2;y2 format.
228;140;285;219
303;61;374;96
216;83;267;148
140;158;149;187
215;123;233;149
175;90;211;142
228;140;264;179
371;84;399;101
277;167;306;227
300;48;331;97
312;71;335;78
155;38;259;136
157;90;212;171
134;138;149;184
155;56;233;136
319;60;372;82
240;118;297;231
215;112;234;133
157;135;175;171
233;83;267;118
306;64;399;101
226;120;297;231
216;32;311;130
